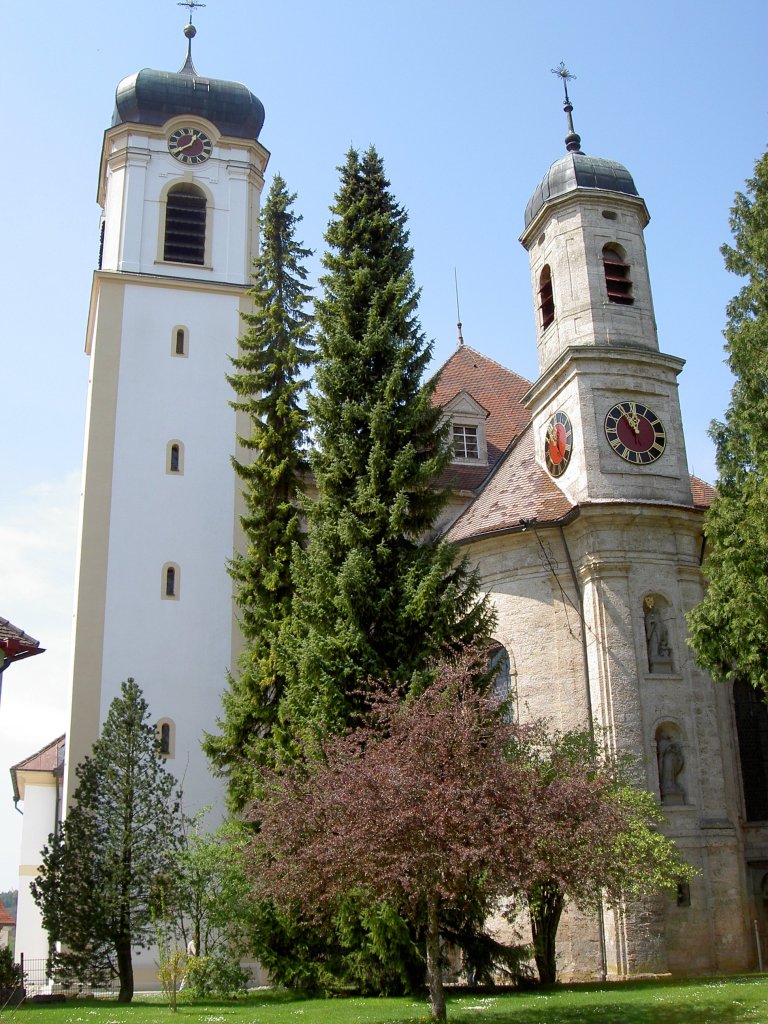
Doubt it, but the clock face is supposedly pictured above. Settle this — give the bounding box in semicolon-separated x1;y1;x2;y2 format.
168;127;213;164
544;411;573;478
604;401;666;465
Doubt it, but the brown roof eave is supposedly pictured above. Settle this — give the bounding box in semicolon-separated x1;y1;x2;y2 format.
452;506;581;546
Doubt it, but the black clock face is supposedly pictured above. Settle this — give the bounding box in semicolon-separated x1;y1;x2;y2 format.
544;411;573;478
168;127;213;164
604;401;666;465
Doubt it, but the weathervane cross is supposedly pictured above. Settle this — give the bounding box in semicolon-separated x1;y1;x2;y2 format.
551;61;582;154
551;61;576;106
178;0;206;24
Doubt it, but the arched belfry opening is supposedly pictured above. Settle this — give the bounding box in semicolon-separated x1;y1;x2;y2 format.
164;184;206;265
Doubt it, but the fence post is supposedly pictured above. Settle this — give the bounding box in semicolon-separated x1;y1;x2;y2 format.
19;952;24;988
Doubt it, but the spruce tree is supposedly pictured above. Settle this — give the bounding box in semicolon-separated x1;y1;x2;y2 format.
204;174;314;809
280;147;492;743
688;150;768;692
32;680;182;1003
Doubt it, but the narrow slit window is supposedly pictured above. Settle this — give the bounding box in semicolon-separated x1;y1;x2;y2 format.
603;245;634;305
166;566;176;596
160;723;171;754
164;185;206;265
166;441;184;475
453;424;479;460
539;265;554;329
175;328;187;356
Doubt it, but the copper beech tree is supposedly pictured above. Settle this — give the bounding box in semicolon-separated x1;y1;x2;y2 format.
250;651;687;1021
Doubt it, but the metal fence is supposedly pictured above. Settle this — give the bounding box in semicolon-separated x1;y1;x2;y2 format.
17;957;119;999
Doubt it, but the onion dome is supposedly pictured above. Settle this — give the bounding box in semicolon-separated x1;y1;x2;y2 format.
525;63;639;228
524;153;639;228
111;19;265;141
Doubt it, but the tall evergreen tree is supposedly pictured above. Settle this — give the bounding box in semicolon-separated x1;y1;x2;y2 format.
204;175;314;809
31;680;182;1003
280;147;492;743
688;150;768;692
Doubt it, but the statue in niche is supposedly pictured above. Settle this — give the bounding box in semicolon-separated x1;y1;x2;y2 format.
657;729;685;805
644;597;674;673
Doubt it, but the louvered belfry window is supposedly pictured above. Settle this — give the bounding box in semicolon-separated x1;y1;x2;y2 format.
539;265;555;329
603;245;634;305
164;186;206;265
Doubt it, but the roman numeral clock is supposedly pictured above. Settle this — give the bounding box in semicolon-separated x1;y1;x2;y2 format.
604;401;666;465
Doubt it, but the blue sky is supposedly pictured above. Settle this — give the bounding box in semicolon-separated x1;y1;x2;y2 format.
1;0;766;890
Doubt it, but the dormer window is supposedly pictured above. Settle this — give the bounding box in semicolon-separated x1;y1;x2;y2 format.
453;424;479;460
603;245;634;305
442;390;490;467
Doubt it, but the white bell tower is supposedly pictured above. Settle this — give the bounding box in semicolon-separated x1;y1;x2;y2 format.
64;18;269;819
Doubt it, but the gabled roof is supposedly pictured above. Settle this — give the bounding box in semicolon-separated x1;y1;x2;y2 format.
0;905;15;927
10;735;66;802
433;346;715;544
0;617;44;665
445;422;576;543
433;345;532;490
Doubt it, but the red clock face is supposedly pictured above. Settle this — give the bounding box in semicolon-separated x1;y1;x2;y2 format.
544;411;573;478
604;401;666;465
168;127;213;164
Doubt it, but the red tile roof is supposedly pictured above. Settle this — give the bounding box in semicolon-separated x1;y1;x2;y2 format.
690;475;716;509
0;905;15;927
445;423;576;543
0;616;44;665
432;345;532;489
11;735;66;802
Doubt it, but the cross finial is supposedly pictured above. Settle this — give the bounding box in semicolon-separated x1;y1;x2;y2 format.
178;0;206;24
551;61;583;154
177;0;205;75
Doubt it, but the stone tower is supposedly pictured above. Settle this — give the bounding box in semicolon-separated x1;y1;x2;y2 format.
438;75;752;976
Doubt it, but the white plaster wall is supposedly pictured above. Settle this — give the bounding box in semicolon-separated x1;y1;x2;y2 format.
100;129;262;285
98;283;241;819
15;778;59;962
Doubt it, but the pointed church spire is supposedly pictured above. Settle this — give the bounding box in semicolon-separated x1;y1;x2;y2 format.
454;268;465;347
178;0;206;76
551;62;583;154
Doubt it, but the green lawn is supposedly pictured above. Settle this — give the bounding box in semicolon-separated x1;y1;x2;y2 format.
4;977;768;1024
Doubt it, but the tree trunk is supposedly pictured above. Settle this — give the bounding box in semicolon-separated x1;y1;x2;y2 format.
529;882;564;986
425;893;446;1023
116;937;134;1003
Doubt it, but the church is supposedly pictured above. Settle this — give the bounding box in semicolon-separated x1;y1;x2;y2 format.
12;15;768;985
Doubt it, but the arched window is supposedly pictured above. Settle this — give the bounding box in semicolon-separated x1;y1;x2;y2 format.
539;265;555;329
166;440;184;475
488;643;516;720
173;327;188;356
734;679;768;821
157;719;175;758
162;562;180;600
602;245;634;305
164;185;206;265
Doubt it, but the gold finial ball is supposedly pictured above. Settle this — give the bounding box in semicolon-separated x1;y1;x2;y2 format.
184;23;197;39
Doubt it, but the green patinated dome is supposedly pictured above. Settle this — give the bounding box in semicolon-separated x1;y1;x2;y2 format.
113;67;265;141
524;152;639;228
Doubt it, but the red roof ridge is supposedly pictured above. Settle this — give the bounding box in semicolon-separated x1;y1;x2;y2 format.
434;343;532;390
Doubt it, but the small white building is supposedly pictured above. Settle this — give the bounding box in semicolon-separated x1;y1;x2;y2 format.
10;736;65;964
